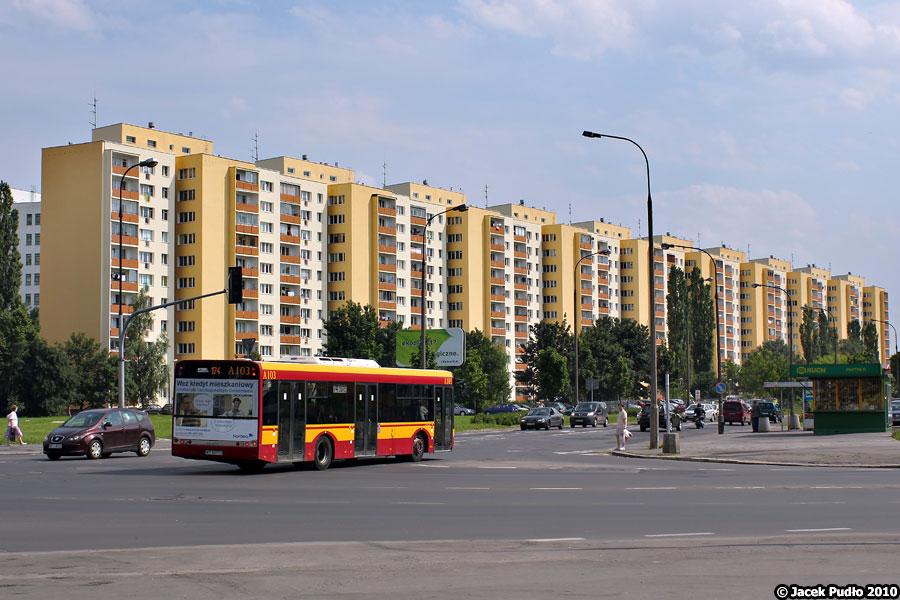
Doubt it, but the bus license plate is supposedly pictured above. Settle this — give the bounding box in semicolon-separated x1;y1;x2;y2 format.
204;449;223;456
48;444;62;449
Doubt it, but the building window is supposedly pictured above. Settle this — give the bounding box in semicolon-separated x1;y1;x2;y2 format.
177;168;195;180
126;136;136;144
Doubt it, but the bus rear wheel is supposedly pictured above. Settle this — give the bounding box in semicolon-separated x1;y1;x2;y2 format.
314;437;333;471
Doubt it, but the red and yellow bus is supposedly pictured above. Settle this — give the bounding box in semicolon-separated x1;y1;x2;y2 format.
172;357;454;471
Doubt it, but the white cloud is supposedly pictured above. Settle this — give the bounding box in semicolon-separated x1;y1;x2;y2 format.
11;0;97;33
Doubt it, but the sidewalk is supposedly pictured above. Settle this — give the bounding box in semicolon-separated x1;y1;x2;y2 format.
614;428;900;467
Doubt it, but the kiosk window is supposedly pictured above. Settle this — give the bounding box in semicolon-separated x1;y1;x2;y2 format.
859;378;882;411
837;378;859;411
814;379;837;411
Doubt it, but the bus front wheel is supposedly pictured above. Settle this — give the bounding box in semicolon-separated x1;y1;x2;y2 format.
314;437;333;471
410;433;426;462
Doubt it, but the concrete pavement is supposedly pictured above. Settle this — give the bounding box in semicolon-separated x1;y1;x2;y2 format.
614;427;900;467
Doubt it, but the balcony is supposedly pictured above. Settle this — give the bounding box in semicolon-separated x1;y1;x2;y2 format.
411;269;423;279
280;255;301;264
377;205;396;217
378;225;397;236
111;258;138;269
280;275;302;284
581;318;592;325
580;271;591;280
515;314;527;322
280;213;302;225
280;315;301;324
236;245;258;256
515;330;528;339
580;242;591;250
514;251;526;259
597;305;610;314
235;180;259;192
378;301;397;310
378;281;396;291
515;299;527;307
280;295;301;304
112;165;141;178
490;225;504;235
411;216;427;226
514;267;527;275
280;234;301;245
490;243;504;252
280;335;302;345
111;281;138;292
241;267;259;278
235;332;258;341
235;202;259;214
110;211;139;224
491;277;505;285
115;189;139;201
110;304;134;314
111;235;138;247
581;303;593;311
378;244;397;254
491;311;505;319
236;224;259;235
491;328;506;336
491;294;505;302
280;193;301;204
411;234;426;245
235;310;258;320
241;289;259;299
514;282;527;291
378;263;397;273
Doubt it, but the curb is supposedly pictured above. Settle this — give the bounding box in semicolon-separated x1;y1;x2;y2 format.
611;450;900;468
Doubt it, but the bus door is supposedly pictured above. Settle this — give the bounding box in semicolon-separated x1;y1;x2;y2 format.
354;383;377;455
433;386;454;450
277;381;305;460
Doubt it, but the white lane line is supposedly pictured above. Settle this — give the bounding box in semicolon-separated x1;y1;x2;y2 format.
529;487;582;491
447;487;489;490
478;466;517;469
626;487;676;490
699;468;735;471
792;501;847;505
390;501;446;505
810;486;863;489
416;464;448;468
527;537;586;543
714;486;765;489
645;532;715;538
786;527;852;533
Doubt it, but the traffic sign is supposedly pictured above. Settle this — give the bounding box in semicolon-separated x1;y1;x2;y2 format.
715;382;726;395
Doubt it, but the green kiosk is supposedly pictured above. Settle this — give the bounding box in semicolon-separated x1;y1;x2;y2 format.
791;364;890;435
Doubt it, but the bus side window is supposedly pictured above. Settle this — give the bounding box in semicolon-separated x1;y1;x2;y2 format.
262;380;278;426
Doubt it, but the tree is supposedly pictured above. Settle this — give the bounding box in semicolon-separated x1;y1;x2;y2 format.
17;337;74;417
723;359;741;396
890;352;900;397
687;267;714;378
839;319;864;357
0;181;22;311
799;307;819;364
516;319;573;395
124;291;169;408
817;310;836;361
323;301;380;360
451;330;510;411
535;347;568;402
580;317;630;401
613;317;652;398
665;265;689;382
0;304;40;408
63;332;117;411
739;340;790;396
374;320;401;367
861;322;880;362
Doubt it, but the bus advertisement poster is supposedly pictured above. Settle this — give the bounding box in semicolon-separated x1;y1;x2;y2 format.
173;378;259;442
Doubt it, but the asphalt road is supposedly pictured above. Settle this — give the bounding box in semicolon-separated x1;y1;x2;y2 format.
1;425;898;599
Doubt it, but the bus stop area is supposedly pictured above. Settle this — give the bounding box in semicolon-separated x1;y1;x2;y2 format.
615;429;900;467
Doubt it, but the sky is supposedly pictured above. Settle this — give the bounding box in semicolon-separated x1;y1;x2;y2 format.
1;0;898;316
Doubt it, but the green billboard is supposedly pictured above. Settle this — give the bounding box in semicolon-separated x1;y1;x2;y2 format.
395;328;465;367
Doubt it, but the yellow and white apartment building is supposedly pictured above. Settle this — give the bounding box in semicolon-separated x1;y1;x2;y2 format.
38;123;893;405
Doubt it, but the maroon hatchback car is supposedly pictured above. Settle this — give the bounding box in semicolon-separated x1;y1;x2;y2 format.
43;408;155;460
722;400;750;426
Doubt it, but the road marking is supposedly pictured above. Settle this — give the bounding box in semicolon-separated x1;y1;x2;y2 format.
626;487;676;490
447;487;489;490
810;486;863;489
391;501;446;505
529;487;582;491
478;466;517;469
527;537;586;542
714;486;765;489
791;501;847;505
645;532;715;538
699;468;735;471
786;527;852;533
415;464;448;468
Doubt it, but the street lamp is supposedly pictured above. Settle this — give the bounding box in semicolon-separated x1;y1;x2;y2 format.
573;249;610;405
118;157;157;408
420;204;467;369
753;282;797;428
583;131;659;448
662;243;724;434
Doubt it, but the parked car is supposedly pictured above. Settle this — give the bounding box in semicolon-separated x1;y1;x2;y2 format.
723;400;750;425
570;402;608;427
702;403;718;422
891;399;900;426
637;404;681;432
144;404;162;414
757;400;780;423
520;407;564;430
43;408;156;460
483;403;522;414
454;405;475;416
160;403;174;415
680;403;702;423
543;401;569;414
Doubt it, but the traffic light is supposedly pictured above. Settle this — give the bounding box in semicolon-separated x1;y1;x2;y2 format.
227;266;243;304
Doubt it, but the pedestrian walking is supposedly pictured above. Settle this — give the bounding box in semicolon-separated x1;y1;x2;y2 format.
751;400;760;433
615;402;629;451
6;405;26;445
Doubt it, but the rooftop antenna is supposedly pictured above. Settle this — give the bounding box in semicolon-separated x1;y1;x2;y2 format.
568;203;572;225
251;132;259;163
484;184;488;208
382;162;387;189
89;93;97;129
637;219;641;238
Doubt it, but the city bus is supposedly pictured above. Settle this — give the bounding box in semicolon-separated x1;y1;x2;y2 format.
172;357;454;471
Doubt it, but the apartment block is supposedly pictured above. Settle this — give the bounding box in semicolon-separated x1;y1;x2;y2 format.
863;286;890;366
12;187;41;308
828;273;865;339
738;256;790;359
787;265;831;358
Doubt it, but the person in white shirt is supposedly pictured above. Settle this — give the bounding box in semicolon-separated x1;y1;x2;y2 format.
615;402;629;451
6;405;26;445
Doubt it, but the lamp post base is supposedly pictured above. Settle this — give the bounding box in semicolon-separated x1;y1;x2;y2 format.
662;433;680;454
788;414;801;430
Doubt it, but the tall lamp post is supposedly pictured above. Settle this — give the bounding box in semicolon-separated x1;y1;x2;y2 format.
117;157;157;408
582;131;659;448
573;249;610;405
420;204;467;369
661;243;725;433
753;282;796;428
